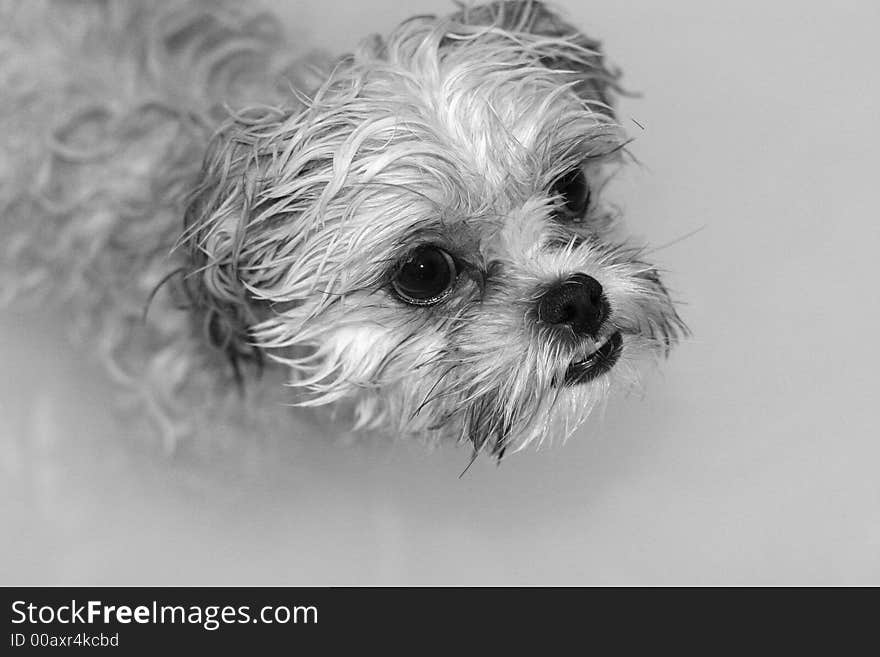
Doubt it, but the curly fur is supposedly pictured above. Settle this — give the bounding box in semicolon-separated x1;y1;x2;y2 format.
1;0;686;458
0;0;303;447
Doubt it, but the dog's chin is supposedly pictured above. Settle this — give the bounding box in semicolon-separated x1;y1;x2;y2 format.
563;331;623;385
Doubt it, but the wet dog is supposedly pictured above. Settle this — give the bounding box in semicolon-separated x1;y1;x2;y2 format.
1;0;685;458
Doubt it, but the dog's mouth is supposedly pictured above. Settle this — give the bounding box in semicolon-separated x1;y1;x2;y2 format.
564;331;623;385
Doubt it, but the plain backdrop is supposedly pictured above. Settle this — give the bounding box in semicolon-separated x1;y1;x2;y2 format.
1;0;878;585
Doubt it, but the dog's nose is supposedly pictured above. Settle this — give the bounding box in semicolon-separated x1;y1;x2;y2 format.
537;273;608;337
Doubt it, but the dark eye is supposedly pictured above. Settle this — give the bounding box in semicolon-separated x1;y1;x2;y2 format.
391;245;457;305
551;168;591;220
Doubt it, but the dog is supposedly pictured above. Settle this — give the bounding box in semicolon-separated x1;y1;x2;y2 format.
0;0;685;459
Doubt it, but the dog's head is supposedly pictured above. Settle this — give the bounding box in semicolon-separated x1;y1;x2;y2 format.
182;1;685;455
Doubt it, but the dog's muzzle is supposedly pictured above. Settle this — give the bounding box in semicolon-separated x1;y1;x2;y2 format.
538;273;622;384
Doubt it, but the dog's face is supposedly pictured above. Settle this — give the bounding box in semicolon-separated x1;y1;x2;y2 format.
183;1;685;455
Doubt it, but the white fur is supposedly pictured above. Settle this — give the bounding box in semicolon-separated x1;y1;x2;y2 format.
1;1;685;457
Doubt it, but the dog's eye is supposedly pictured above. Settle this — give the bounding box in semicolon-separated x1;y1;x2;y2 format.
551;168;591;220
392;245;457;305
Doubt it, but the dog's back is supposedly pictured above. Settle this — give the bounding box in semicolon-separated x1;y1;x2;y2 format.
0;0;301;445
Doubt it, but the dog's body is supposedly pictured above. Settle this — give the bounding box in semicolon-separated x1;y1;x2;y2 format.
1;0;685;457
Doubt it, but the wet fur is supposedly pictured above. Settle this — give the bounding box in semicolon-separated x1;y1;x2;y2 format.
1;0;685;457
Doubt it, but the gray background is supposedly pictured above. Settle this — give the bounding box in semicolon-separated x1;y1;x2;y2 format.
1;0;878;584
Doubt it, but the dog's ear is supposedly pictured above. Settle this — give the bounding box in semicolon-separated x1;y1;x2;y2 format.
179;108;289;384
450;1;620;113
